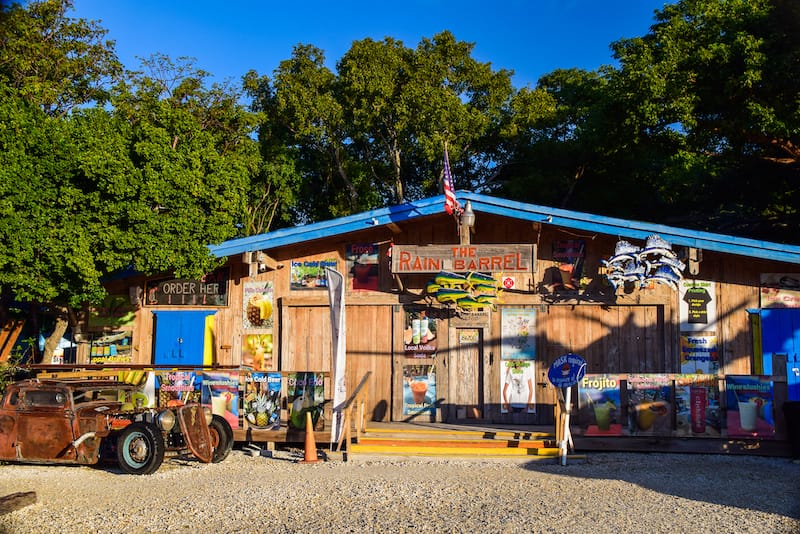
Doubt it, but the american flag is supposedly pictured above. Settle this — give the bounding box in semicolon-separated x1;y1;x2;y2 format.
443;145;460;215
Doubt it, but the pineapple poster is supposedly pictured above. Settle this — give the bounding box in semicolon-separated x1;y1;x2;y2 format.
243;281;274;329
243;372;281;430
201;371;240;429
287;372;325;430
243;281;274;371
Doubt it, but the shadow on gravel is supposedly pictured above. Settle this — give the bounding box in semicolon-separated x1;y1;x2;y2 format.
519;453;800;519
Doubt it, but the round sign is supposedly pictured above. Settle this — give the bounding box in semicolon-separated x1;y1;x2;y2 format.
547;353;587;388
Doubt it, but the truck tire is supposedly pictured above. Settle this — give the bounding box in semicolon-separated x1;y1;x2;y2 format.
116;423;165;475
209;415;234;463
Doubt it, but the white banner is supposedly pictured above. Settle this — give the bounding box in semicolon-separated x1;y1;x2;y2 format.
326;268;347;447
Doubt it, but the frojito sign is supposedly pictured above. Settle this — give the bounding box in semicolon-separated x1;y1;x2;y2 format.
391;244;535;274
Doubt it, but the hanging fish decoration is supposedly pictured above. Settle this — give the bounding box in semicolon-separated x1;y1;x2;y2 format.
435;288;471;304
434;271;469;288
603;234;685;292
426;271;501;312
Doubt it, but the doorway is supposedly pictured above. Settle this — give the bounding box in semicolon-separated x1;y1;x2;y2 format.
448;328;484;420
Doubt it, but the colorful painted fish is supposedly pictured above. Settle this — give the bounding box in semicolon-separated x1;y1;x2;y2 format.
435;288;470;303
434;271;469;288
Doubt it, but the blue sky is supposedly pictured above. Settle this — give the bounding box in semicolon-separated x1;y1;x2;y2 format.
69;0;669;89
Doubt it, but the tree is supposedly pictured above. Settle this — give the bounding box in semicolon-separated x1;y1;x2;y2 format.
0;2;261;361
0;0;121;115
501;0;800;242
248;31;520;222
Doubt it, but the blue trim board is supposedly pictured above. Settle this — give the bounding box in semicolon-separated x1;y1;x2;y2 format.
209;192;800;265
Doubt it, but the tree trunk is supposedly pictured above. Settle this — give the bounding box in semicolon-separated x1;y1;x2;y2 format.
42;306;69;363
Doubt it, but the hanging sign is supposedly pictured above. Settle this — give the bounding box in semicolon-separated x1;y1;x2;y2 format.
547;353;587;389
391;244;535;273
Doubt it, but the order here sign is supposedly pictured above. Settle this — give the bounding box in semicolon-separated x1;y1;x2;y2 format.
391;244;535;274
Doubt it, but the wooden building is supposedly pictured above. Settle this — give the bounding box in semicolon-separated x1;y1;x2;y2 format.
90;193;800;437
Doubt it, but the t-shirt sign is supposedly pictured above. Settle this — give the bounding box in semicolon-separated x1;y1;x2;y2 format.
548;353;587;388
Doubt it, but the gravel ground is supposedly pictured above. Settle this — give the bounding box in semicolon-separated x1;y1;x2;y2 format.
1;449;798;534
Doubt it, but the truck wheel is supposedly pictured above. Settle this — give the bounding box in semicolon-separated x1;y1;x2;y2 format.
116;422;165;475
209;415;233;463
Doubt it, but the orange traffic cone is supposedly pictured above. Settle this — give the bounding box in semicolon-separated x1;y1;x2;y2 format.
299;411;319;464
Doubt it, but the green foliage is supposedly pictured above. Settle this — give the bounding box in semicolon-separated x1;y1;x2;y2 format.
0;3;262;362
247;31;522;221
0;0;121;115
501;0;799;241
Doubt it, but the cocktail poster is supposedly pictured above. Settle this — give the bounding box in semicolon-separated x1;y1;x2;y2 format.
201;371;240;429
680;333;719;374
725;375;775;438
157;370;199;406
500;307;536;360
346;243;380;291
500;360;536;414
403;364;436;415
243;372;281;430
287;372;325;430
627;374;673;436
674;374;721;437
577;374;624;436
242;332;274;371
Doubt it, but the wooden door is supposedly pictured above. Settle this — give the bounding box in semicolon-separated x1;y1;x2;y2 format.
282;303;392;421
449;328;483;419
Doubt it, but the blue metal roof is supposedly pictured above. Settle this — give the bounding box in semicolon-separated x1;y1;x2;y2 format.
209;192;800;265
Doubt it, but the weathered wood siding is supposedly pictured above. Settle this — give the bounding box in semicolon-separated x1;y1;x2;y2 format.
87;209;798;428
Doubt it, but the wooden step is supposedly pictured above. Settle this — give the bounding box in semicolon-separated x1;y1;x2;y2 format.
347;425;576;459
357;437;552;449
350;442;563;458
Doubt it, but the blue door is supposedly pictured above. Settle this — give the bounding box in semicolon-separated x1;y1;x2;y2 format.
760;308;800;399
152;311;216;366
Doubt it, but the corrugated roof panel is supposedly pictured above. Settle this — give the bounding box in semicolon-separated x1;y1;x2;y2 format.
209;192;800;265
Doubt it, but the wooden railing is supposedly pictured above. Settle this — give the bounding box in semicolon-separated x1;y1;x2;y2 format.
336;371;372;459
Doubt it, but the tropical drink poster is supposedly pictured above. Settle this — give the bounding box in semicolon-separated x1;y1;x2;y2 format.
725;375;775;438
500;360;536;414
674;375;721;437
157;371;200;406
577;374;624;436
403;364;436;415
680;333;719;374
500;307;536;360
243;281;274;329
679;280;717;331
201;371;240;429
290;259;338;290
242;332;274;371
243;372;281;430
402;308;438;357
347;243;380;291
627;374;673;436
287;372;325;430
